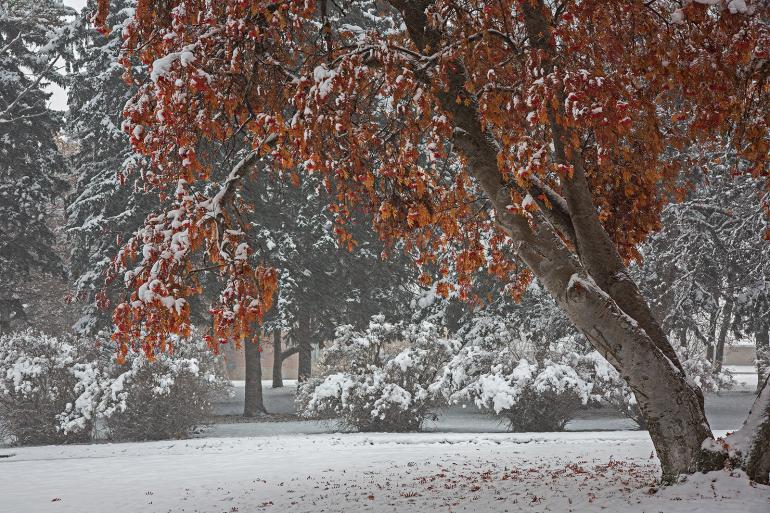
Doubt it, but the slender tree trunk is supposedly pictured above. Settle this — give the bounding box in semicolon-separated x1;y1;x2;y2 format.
677;327;688;350
757;323;770;393
272;330;283;388
0;319;9;335
714;299;734;373
706;309;719;362
244;335;267;417
296;317;313;382
298;338;312;382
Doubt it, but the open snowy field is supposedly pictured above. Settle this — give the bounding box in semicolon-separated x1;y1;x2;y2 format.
1;431;767;513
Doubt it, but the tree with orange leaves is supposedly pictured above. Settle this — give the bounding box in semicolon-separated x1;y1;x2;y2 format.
99;0;770;482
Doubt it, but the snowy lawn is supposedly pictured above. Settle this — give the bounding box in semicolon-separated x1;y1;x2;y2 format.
1;431;767;513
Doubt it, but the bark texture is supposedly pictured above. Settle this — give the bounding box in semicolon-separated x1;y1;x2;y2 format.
756;323;769;393
298;340;312;382
295;316;313;382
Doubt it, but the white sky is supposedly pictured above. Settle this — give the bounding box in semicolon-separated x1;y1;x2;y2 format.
47;0;90;111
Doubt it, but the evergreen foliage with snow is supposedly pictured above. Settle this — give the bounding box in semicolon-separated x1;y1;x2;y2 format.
634;163;770;378
65;0;155;335
0;0;75;329
253;171;418;369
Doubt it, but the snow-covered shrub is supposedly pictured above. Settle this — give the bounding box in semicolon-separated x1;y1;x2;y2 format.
568;350;643;426
62;337;231;441
0;330;103;445
297;316;458;432
0;330;230;444
433;342;594;432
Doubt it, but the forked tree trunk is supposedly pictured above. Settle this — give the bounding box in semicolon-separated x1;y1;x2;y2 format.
388;0;765;484
244;336;267;417
272;330;283;388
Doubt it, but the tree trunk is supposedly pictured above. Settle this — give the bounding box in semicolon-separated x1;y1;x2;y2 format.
714;299;734;373
677;327;688;350
298;338;312;382
706;308;719;362
295;317;313;382
757;323;769;393
244;335;267;417
272;330;283;388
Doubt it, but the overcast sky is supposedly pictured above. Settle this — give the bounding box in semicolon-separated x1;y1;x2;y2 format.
47;0;90;110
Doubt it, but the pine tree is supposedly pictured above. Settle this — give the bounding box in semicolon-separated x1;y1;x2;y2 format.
65;0;151;335
0;0;75;332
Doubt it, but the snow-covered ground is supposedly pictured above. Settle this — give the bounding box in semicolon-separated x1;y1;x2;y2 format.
1;431;767;513
1;374;764;512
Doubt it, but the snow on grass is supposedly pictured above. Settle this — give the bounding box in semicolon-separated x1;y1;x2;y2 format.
0;431;767;513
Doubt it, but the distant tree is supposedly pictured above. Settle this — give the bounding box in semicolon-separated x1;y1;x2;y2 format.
255;171;417;384
636;163;770;373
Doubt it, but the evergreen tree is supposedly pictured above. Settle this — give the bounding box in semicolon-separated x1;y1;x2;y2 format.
65;0;151;335
0;0;75;332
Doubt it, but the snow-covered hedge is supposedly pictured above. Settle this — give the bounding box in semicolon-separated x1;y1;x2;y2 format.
0;330;230;445
0;330;100;445
297;316;458;432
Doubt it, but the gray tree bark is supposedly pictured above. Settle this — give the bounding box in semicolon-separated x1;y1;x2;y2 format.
726;375;770;484
294;316;313;382
272;330;283;388
713;298;734;373
298;338;312;382
244;335;267;417
756;323;769;393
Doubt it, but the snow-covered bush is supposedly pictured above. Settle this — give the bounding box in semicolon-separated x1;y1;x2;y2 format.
60;337;231;441
0;330;103;445
427;283;736;431
297;316;458;432
432;341;594;432
0;330;230;445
